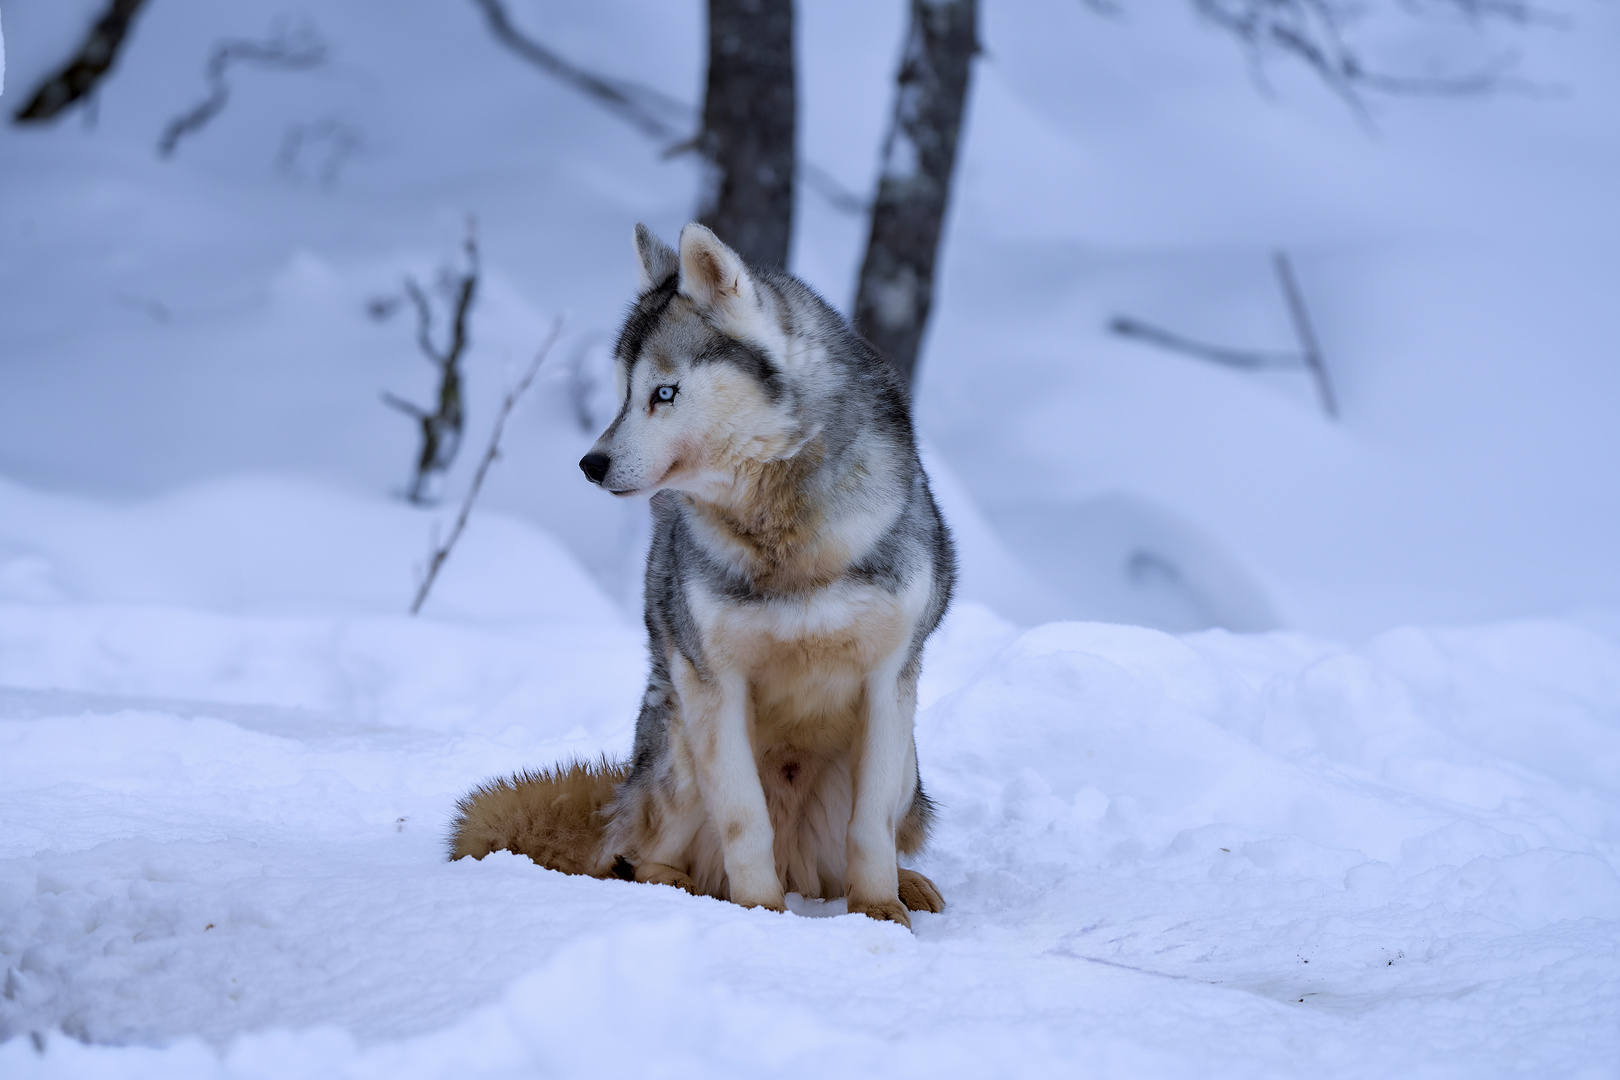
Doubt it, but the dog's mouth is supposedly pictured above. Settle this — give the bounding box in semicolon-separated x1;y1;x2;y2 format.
608;488;638;497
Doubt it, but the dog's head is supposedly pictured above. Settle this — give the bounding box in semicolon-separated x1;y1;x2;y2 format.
580;223;816;501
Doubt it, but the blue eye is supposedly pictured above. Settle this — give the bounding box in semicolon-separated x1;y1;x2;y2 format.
652;384;678;405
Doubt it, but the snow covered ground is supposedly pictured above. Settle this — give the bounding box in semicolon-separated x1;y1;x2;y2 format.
0;479;1617;1077
2;0;1618;1075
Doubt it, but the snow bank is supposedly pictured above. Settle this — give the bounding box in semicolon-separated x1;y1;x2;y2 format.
0;478;1614;1075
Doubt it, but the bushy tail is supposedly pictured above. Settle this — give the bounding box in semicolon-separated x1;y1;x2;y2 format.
447;756;629;876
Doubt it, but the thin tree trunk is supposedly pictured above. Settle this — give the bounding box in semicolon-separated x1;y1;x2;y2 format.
14;0;151;123
853;0;977;388
697;0;795;270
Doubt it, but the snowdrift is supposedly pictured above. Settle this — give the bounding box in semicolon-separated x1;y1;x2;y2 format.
1;478;1616;1078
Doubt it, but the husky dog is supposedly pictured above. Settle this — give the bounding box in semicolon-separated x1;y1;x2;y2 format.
450;223;954;926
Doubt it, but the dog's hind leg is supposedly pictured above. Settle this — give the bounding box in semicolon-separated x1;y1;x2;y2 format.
630;861;699;894
897;868;944;913
893;770;945;913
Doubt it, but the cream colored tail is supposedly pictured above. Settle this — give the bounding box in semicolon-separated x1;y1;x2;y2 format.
448;757;629;876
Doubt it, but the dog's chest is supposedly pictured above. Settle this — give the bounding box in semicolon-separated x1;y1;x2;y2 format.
694;581;915;748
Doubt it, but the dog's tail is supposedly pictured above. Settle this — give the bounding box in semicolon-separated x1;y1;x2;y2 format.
447;756;629;876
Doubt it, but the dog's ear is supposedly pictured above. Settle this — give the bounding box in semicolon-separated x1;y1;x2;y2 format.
633;224;679;292
676;223;761;331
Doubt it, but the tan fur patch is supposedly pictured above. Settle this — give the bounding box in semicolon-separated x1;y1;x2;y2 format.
897;868;945;913
847;895;912;928
447;757;627;876
686;441;848;593
634;862;699;895
896;794;933;857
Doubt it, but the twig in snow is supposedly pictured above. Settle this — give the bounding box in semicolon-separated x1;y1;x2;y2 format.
380;219;481;504
158;24;326;158
411;317;566;616
13;0;152;124
1110;250;1338;419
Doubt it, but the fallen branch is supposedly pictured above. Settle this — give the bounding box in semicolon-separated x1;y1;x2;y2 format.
13;0;151;124
158;25;325;157
412;317;566;616
1109;250;1338;419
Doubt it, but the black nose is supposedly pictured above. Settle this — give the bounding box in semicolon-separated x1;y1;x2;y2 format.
579;451;611;485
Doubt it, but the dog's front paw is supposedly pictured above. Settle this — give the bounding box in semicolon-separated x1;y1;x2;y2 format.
848;895;912;929
897;868;944;913
635;861;699;895
728;880;787;913
734;895;787;913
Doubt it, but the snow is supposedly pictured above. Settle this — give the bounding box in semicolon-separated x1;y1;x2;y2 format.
0;488;1616;1075
2;0;1618;1075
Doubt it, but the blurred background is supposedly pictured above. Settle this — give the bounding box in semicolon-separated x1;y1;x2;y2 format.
1;0;1616;640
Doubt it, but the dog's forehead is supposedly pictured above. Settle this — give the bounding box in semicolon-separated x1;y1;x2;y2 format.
640;317;713;376
617;292;716;377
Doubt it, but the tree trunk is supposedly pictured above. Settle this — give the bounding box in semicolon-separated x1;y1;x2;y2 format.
697;0;795;270
853;0;977;388
14;0;151;124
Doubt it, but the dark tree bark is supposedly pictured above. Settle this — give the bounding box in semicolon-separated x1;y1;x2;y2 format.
14;0;152;123
697;0;796;270
853;0;977;389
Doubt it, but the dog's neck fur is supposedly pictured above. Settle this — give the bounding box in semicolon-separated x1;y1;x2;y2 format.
682;431;898;595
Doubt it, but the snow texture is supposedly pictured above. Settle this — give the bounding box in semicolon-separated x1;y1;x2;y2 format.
0;480;1616;1077
1;0;1617;1075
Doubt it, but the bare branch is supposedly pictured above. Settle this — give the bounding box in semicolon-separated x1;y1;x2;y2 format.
1109;317;1303;369
470;0;866;217
158;25;326;158
470;0;688;142
14;0;151;124
383;219;481;503
381;391;429;421
1272;251;1337;419
413;317;566;616
403;278;440;367
801;163;869;216
277;119;363;189
562;333;608;435
1110;250;1338;419
444;228;481;377
1184;0;1558;119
